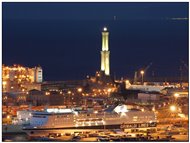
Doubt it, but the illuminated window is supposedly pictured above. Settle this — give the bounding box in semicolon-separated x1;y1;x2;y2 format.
133;116;138;121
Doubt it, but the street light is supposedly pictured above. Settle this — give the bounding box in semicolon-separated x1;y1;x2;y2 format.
68;91;72;106
77;88;82;93
103;112;106;133
170;105;177;112
140;70;144;84
169;105;178;124
7;115;10;119
174;93;179;98
107;88;112;93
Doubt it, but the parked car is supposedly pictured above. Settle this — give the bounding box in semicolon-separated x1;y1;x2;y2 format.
72;136;81;141
97;135;110;142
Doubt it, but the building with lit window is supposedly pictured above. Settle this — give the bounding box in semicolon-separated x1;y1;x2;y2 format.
2;64;43;92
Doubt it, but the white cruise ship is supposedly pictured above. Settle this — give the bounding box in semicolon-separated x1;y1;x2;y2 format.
22;104;157;136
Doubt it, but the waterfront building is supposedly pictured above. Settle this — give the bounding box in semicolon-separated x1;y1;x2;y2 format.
26;89;49;106
2;64;43;92
34;66;43;83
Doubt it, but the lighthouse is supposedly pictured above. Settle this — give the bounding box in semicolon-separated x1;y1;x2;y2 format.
101;27;110;76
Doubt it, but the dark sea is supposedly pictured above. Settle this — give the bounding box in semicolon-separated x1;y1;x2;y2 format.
3;3;188;81
3;133;29;142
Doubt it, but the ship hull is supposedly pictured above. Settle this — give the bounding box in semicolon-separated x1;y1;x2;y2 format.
24;124;120;130
23;122;157;137
23;124;121;136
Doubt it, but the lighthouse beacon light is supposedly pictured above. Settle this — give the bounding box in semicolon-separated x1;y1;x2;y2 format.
103;27;107;31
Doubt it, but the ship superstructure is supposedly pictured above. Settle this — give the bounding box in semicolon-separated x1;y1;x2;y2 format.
21;104;157;136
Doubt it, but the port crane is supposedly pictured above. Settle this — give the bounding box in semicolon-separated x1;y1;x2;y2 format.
179;60;188;87
133;62;153;84
180;60;188;70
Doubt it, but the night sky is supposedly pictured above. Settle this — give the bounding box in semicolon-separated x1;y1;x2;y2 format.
3;2;189;81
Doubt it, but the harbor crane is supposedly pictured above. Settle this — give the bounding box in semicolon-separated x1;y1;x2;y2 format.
179;60;188;87
133;62;153;84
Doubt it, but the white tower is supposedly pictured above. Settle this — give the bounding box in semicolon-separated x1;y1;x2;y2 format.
34;66;43;83
101;27;110;75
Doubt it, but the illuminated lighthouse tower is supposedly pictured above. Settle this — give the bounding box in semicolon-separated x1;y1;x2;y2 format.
101;27;110;76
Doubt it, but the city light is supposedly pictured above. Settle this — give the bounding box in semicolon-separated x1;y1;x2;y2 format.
140;70;144;75
174;93;179;98
75;124;79;127
94;111;98;114
45;92;50;95
178;113;186;118
2;14;189;142
3;81;7;85
77;88;82;92
2;65;43;92
107;88;111;93
170;105;177;112
140;70;144;84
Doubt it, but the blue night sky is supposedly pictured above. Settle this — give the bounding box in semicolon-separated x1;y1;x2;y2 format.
3;2;189;81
